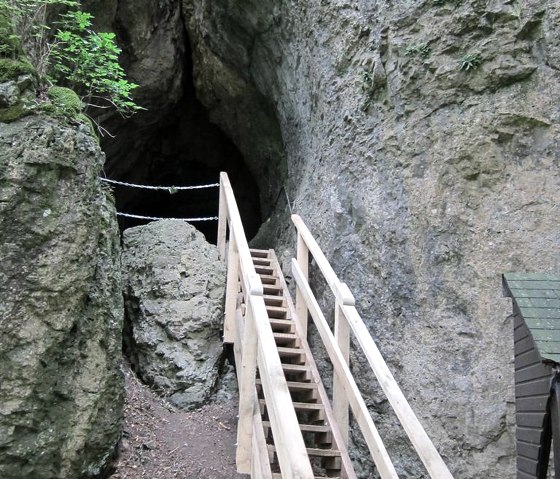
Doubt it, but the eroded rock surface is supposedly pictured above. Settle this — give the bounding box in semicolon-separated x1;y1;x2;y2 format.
0;115;124;478
183;1;560;477
122;220;225;410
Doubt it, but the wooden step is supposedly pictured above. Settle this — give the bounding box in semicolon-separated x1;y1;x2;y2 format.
256;379;317;393
272;475;339;479
268;444;341;458
266;305;290;319
255;265;275;275
259;399;324;412
273;332;299;345
277;346;306;360
250;249;270;258
263;294;286;307
269;318;295;333
263;284;282;295
260;274;279;285
262;421;330;433
252;257;272;267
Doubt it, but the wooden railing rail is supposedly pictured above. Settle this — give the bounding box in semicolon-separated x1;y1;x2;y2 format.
217;173;314;478
291;214;454;479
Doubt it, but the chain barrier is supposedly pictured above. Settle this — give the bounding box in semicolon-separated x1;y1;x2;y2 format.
100;177;220;223
100;177;220;192
116;212;218;222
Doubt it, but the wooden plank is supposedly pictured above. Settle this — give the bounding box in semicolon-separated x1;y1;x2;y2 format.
268;445;341;458
514;376;551;398
516;440;541;461
217;175;227;259
517;455;539;475
266;305;290;319
236;300;258;473
516;425;545;444
295;231;310;338
291;215;355;306
516;395;550;413
269;318;295;333
335;294;454;478
263;295;286;307
515;348;542;370
292;260;399;479
516;411;547;428
252;295;315;479
223;236;240;344
270;250;357;479
263;421;331;434
515;362;552;384
333;302;350;448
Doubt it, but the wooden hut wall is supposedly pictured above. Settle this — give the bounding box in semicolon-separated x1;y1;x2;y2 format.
514;309;555;478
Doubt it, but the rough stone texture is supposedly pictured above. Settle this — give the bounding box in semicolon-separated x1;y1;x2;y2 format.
183;1;560;477
122;220;226;410
0;114;124;478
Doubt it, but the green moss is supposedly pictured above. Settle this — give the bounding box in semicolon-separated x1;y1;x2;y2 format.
0;58;36;82
0;102;30;122
47;86;83;115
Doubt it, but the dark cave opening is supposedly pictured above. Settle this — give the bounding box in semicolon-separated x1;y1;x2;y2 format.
100;32;262;244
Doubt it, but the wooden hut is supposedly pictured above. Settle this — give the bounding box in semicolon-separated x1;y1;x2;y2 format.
503;273;560;479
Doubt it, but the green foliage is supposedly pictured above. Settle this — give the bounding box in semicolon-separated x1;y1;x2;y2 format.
458;53;482;71
1;1;142;120
47;85;81;113
50;10;142;116
404;43;432;59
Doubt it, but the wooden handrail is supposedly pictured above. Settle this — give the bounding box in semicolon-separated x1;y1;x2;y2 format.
218;173;314;478
291;213;454;479
292;259;399;479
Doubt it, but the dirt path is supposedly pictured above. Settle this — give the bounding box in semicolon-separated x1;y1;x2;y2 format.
110;366;248;479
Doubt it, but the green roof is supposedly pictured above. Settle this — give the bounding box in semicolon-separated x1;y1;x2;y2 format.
503;273;560;364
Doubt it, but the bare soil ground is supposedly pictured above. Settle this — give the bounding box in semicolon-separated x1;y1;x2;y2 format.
109;366;248;479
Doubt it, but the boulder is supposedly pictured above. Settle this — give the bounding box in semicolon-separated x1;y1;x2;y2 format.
0;115;124;478
122;220;226;409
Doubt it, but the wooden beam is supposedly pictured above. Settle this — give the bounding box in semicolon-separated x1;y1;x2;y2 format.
333;302;350;448
295;232;310;338
223;235;239;344
292;259;398;479
253;295;315;479
341;304;454;479
217;173;228;259
236;301;258;474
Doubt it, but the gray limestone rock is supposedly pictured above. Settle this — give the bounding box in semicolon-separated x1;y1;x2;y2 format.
0;115;124;479
122;220;226;410
183;1;560;477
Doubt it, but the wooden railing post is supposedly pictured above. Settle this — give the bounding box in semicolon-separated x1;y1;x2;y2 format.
236;297;258;474
295;231;309;338
223;233;239;344
333;299;350;447
217;174;227;260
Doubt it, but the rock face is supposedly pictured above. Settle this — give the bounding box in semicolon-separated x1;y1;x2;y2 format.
182;1;560;477
0;113;124;478
122;220;226;410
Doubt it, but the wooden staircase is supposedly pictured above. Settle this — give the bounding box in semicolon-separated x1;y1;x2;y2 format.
217;171;454;479
248;248;355;479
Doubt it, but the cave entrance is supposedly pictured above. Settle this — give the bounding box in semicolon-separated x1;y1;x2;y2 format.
99;33;262;244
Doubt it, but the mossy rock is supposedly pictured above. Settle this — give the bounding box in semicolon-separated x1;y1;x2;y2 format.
0;58;36;82
47;86;83;116
0;101;29;123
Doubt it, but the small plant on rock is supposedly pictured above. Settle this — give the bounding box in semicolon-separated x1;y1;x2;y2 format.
458;52;482;71
404;43;432;59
